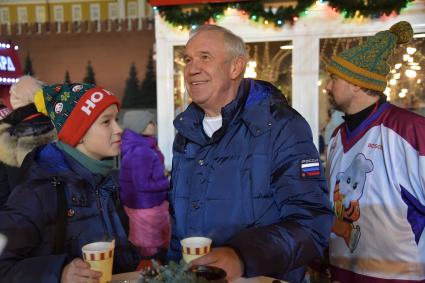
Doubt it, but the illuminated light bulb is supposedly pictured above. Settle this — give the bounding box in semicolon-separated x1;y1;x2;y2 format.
153;6;158;11
14;46;19;50
405;69;416;78
304;11;309;15
191;25;197;29
251;15;257;20
410;65;421;70
389;79;396;85
408;57;413;63
417;79;422;84
280;45;293;50
403;54;410;61
277;20;283;25
399;92;406;98
322;89;327;94
401;88;408;93
384;87;391;96
264;20;269;24
318;80;322;86
293;16;299;21
393;73;400;80
178;25;183;30
394;63;402;69
406;47;416;55
5;44;10;48
391;69;396;74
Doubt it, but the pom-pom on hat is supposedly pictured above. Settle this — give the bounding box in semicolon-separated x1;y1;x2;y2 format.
122;110;155;134
326;21;413;92
34;83;119;146
9;75;44;110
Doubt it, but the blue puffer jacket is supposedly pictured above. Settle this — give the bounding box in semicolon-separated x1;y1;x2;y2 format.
169;79;333;282
0;143;141;283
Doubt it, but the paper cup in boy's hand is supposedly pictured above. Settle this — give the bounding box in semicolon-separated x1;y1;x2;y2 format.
82;241;115;283
181;237;212;263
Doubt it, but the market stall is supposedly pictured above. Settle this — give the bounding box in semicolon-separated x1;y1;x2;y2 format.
152;0;425;168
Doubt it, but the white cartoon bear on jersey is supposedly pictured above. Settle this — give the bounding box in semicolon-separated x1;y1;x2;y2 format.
332;153;373;252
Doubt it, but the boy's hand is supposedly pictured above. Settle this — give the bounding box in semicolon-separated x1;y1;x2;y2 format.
61;258;102;283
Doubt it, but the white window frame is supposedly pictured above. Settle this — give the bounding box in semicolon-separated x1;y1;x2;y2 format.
35;6;45;23
0;8;9;24
53;5;64;22
109;3;118;20
17;7;28;23
72;4;82;22
127;2;138;19
90;3;100;21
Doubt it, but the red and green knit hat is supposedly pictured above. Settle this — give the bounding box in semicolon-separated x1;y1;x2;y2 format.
326;21;413;92
35;83;119;146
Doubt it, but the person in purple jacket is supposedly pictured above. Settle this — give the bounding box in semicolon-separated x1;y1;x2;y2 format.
119;110;170;258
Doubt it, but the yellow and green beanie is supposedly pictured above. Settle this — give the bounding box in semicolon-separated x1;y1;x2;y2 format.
326;21;413;92
34;83;119;146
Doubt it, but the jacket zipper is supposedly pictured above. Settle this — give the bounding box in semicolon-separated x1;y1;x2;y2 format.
95;188;109;237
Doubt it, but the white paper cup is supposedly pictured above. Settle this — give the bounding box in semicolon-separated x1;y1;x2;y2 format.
180;236;212;263
0;233;6;256
82;241;115;283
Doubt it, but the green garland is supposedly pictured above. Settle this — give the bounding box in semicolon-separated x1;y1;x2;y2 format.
155;0;415;29
328;0;414;18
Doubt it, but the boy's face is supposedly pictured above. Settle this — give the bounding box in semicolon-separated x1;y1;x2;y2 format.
76;104;122;160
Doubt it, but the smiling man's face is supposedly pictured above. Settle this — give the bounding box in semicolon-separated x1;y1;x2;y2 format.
183;30;238;116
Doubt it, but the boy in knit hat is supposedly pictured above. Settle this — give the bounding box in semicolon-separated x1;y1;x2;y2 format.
325;21;425;282
0;83;141;282
119;110;170;259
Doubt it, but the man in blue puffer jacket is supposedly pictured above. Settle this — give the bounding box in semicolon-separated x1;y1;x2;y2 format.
0;83;141;282
169;25;334;283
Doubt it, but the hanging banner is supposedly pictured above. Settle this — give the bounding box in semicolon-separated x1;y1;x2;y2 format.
0;43;22;86
149;0;246;6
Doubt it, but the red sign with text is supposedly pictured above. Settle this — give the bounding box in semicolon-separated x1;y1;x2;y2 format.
0;44;22;86
149;0;246;6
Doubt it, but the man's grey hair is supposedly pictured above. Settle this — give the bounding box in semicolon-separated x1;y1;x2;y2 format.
188;25;248;60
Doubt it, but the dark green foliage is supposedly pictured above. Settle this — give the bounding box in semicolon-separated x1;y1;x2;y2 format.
83;61;96;84
157;0;414;28
140;260;208;283
23;53;34;75
122;62;140;108
64;70;71;84
139;50;157;109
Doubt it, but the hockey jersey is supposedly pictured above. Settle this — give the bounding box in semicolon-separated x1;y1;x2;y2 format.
327;102;425;282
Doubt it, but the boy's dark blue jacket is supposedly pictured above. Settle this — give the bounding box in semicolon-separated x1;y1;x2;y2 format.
169;78;333;282
0;143;140;283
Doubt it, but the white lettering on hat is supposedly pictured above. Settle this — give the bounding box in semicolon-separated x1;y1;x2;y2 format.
80;90;111;115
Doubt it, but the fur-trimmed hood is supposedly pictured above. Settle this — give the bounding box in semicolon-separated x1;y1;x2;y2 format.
0;121;57;167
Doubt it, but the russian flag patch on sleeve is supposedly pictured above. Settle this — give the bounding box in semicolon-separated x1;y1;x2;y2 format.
301;158;321;177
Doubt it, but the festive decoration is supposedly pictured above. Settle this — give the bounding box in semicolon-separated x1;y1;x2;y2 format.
155;0;415;29
328;0;414;18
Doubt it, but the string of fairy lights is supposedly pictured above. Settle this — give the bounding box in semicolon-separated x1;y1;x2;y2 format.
154;0;415;30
